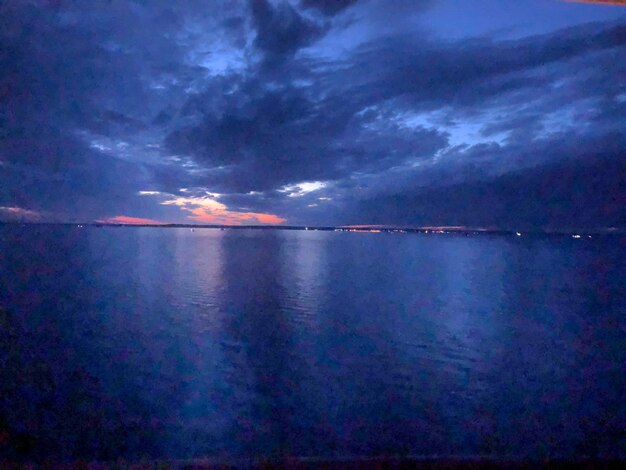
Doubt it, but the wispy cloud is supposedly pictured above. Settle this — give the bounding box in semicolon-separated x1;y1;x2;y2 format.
279;181;327;198
0;206;41;221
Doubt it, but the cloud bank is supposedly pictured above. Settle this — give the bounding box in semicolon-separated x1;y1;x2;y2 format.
0;0;624;227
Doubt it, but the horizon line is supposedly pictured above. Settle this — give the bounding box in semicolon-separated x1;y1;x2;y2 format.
0;220;623;235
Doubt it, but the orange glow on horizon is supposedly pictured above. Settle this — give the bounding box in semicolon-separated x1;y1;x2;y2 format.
186;206;286;225
160;195;286;225
253;213;287;224
96;215;167;225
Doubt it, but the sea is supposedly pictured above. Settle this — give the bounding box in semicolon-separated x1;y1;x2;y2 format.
0;225;624;462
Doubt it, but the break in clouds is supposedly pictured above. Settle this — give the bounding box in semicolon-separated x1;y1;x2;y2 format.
0;0;624;228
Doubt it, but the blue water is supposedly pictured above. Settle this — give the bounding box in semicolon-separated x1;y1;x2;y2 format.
0;225;624;461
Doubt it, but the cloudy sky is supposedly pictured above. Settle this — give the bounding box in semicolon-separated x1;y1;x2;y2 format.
0;0;624;228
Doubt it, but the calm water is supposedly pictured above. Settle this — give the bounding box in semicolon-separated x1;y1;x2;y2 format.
0;225;624;461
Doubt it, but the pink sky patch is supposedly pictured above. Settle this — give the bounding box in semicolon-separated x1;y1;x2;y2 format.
159;195;287;225
96;215;167;225
187;206;286;225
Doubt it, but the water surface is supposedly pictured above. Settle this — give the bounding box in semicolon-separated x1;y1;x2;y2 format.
0;225;624;461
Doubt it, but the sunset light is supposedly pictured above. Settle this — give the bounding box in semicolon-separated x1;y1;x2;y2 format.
95;216;167;225
160;195;286;225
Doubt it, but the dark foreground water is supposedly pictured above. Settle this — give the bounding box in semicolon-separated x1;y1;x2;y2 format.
0;225;624;462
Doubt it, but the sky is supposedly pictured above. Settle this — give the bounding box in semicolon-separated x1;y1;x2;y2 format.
0;0;624;229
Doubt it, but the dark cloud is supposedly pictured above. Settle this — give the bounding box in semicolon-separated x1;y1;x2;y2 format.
356;153;626;230
300;0;360;16
333;22;626;113
0;0;217;221
164;18;625;198
166;79;449;193
250;0;322;66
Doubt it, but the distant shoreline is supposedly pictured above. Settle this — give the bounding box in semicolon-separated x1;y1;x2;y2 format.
0;221;623;237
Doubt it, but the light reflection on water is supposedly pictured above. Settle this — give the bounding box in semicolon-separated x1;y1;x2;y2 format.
0;226;624;461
